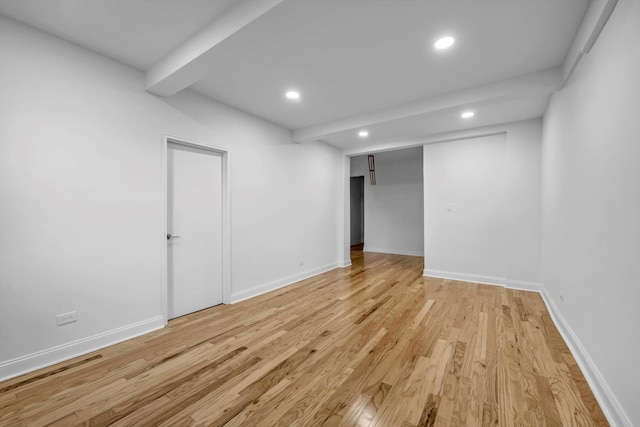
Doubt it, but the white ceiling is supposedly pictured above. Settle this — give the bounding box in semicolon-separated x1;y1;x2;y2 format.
0;0;236;70
0;0;590;151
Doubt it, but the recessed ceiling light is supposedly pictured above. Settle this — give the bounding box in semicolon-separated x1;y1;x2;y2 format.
285;90;300;100
358;130;369;138
434;36;455;50
461;111;475;119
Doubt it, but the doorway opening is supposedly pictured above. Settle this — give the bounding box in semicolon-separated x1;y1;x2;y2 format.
350;176;365;251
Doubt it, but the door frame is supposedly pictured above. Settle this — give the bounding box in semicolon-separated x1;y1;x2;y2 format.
161;135;231;325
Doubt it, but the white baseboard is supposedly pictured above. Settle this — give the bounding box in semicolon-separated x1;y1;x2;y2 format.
422;269;543;293
364;247;424;257
229;262;340;304
505;279;543;293
539;285;632;427
0;315;165;382
423;269;506;286
338;259;352;268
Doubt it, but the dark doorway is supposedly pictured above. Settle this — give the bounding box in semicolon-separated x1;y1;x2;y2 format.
350;176;364;249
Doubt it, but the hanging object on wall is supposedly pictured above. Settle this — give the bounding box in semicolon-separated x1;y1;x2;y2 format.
368;154;376;185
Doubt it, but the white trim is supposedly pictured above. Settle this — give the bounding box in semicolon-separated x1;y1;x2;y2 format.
422;268;542;293
505;279;543;293
161;135;232;324
230;262;339;303
422;270;543;292
161;137;168;323
0;316;164;382
340;156;351;270
423;269;506;287
364;247;424;257
338;259;352;268
539;286;632;427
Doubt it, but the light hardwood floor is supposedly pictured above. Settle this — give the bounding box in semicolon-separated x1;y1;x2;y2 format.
0;251;607;426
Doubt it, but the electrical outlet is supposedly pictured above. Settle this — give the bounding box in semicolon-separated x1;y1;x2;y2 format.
559;291;566;302
298;260;304;267
56;311;78;326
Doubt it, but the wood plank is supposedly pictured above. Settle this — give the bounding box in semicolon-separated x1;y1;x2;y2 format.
0;252;608;426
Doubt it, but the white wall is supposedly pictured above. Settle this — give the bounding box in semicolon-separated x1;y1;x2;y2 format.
423;120;542;288
0;17;341;380
423;134;507;282
505;121;543;285
542;0;639;424
351;146;424;256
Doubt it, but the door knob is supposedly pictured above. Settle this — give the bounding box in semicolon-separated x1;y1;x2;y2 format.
167;233;181;240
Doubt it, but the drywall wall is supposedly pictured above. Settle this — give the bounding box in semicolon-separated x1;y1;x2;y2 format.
423;134;508;282
423;120;542;288
0;16;341;379
504;120;543;287
350;146;424;256
542;0;638;424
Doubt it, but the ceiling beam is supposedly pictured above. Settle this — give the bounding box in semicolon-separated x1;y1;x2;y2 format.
292;67;562;143
145;0;282;97
562;0;618;85
342;126;510;157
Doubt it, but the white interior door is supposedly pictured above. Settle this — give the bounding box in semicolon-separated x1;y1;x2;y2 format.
167;142;223;319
